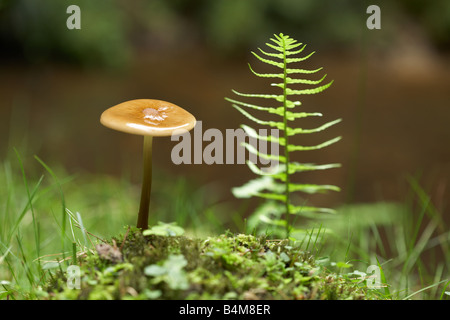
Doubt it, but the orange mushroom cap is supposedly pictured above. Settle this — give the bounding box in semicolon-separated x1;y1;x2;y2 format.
100;99;196;137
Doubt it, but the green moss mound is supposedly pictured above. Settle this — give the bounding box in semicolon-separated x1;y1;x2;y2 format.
44;229;373;300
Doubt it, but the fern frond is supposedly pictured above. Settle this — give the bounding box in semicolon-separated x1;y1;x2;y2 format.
288;162;341;174
227;99;313;122
225;97;274;112
267;35;305;55
233;164;339;201
241;124;285;146
234;100;320;120
232;176;293;203
269;35;283;47
284;74;328;85
255;192;287;202
286;80;334;95
226;33;341;238
265;42;283;53
242;142;286;163
268;163;340;182
231;89;283;102
287;118;342;135
246;201;286;231
287;136;342;152
285;51;315;63
285;41;303;51
232;104;284;129
237;178;339;196
289;204;337;215
251;52;284;69
286;100;302;108
286;67;323;74
257;48;283;59
288;183;341;194
285;111;323;121
246;161;284;177
258;212;287;227
231;176;277;199
248;64;283;79
285;44;307;56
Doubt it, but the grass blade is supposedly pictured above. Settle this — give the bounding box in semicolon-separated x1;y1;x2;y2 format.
34;156;67;261
376;257;391;299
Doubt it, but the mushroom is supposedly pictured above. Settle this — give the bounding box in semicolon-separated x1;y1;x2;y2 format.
100;99;196;230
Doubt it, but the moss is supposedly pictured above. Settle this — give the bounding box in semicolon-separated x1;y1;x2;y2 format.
44;228;375;300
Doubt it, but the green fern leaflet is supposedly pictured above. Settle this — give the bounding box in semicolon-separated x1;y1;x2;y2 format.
226;33;342;238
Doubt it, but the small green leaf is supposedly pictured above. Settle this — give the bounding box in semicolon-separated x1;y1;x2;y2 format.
143;222;185;237
144;265;166;277
143;289;162;299
376;257;391;299
144;255;189;291
316;256;330;266
280;252;290;263
335;261;353;269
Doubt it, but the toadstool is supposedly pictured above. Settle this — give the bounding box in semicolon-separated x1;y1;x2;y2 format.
100;99;196;230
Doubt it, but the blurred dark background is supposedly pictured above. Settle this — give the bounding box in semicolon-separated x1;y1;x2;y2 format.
1;0;449;219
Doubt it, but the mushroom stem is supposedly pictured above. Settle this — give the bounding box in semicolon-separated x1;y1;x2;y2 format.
137;135;153;230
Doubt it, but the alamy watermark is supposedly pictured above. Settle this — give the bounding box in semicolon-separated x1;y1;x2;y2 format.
66;5;81;30
366;5;381;30
67;4;380;31
170;121;280;175
66;265;81;289
353;265;384;289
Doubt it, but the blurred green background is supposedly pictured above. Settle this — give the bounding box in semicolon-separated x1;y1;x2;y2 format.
0;0;449;227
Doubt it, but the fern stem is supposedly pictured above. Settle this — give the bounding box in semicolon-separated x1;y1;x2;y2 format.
281;35;291;238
